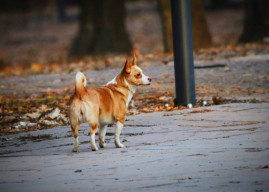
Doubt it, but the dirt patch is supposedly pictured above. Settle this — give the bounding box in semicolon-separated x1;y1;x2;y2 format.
202;127;259;132
19;134;53;142
124;124;155;127
189;109;214;113
95;132;144;137
177;121;264;128
125;132;144;136
245;148;266;152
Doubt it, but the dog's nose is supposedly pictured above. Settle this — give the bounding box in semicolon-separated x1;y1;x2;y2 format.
148;78;152;82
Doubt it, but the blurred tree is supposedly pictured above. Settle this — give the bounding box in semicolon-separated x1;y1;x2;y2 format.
0;0;48;12
239;0;269;42
191;0;212;49
70;0;132;57
159;0;212;52
159;0;173;53
57;0;68;22
204;0;243;10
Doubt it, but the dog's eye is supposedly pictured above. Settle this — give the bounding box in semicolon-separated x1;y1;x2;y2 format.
136;73;141;77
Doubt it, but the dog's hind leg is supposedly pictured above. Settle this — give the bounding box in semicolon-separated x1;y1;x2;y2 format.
71;124;79;152
89;123;99;151
99;124;107;148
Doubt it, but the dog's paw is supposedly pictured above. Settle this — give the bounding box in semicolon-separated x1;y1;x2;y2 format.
92;147;99;151
99;142;106;148
72;147;78;152
115;143;125;148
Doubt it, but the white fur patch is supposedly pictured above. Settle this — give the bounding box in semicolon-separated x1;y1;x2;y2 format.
76;71;87;87
84;78;87;87
75;137;79;146
124;79;136;108
90;132;98;151
115;121;125;148
134;66;142;73
73;136;79;152
106;77;117;85
127;92;133;108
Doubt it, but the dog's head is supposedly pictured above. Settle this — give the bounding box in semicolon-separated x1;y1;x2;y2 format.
121;55;152;86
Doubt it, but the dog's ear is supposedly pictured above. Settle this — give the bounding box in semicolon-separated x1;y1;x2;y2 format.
131;49;137;66
132;53;136;66
124;57;131;73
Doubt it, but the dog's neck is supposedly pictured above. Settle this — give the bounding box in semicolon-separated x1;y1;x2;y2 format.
123;78;136;108
124;79;136;94
107;74;137;94
107;74;136;108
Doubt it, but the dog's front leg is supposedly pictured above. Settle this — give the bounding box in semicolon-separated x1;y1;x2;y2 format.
115;121;125;148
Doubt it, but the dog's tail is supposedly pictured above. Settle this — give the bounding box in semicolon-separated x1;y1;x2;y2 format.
75;71;87;95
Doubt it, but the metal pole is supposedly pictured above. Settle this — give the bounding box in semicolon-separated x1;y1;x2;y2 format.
171;0;196;106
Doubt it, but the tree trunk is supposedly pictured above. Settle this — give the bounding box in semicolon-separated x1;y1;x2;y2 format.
191;0;212;49
239;0;269;43
70;0;132;57
159;0;173;53
159;0;212;52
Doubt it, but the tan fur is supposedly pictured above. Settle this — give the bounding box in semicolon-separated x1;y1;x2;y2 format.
69;56;151;151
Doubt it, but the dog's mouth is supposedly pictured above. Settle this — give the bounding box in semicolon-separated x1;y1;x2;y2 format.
142;82;151;86
140;83;151;86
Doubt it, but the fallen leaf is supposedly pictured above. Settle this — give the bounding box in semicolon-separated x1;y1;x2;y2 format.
159;96;167;100
190;109;213;113
105;57;112;66
39;104;48;112
0;116;16;124
64;95;70;100
31;63;43;72
44;92;53;98
39;120;59;126
23;112;41;119
140;108;150;113
47;108;60;119
212;96;225;105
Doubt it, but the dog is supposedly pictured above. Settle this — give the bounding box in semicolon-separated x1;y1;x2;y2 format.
69;55;151;151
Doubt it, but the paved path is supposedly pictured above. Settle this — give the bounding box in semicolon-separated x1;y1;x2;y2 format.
0;103;268;192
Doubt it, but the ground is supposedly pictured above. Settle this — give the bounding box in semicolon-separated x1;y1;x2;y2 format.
0;103;268;191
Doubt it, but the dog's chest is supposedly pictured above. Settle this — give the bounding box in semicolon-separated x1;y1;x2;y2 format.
126;92;133;108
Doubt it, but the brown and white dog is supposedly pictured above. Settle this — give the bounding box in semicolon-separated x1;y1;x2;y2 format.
69;56;151;151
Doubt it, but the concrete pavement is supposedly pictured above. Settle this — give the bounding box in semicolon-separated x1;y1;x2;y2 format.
0;103;268;192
